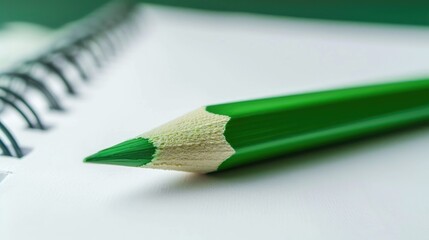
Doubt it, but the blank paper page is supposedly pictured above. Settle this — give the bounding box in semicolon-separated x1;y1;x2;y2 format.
0;172;8;185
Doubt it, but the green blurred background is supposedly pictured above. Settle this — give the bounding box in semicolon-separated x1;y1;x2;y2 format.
1;0;429;28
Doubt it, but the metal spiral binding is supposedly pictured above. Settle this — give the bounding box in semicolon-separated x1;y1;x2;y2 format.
0;0;140;158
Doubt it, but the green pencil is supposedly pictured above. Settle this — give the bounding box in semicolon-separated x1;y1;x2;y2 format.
85;78;429;173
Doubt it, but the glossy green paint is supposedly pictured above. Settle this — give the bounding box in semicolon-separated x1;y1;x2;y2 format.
206;79;429;171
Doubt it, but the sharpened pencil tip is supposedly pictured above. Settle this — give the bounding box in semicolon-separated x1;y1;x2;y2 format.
84;137;156;167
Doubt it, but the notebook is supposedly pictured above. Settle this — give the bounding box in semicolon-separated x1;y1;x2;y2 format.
1;2;429;240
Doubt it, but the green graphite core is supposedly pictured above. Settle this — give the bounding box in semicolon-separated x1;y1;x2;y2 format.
84;138;156;167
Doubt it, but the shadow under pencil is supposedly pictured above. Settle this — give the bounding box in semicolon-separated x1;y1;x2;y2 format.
149;121;429;196
126;121;429;201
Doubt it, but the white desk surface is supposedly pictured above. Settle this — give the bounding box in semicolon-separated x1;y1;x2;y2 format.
1;5;429;240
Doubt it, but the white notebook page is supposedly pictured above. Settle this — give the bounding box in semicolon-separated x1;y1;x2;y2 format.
1;4;429;240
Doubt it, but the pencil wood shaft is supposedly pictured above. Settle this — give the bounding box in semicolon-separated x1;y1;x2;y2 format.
85;78;429;173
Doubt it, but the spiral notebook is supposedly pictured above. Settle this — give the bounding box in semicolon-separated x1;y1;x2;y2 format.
1;2;429;240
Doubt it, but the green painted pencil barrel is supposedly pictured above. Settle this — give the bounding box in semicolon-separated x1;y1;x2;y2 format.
85;78;429;172
206;79;429;171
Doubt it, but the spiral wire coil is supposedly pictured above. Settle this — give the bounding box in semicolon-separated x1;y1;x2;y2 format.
0;1;140;158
